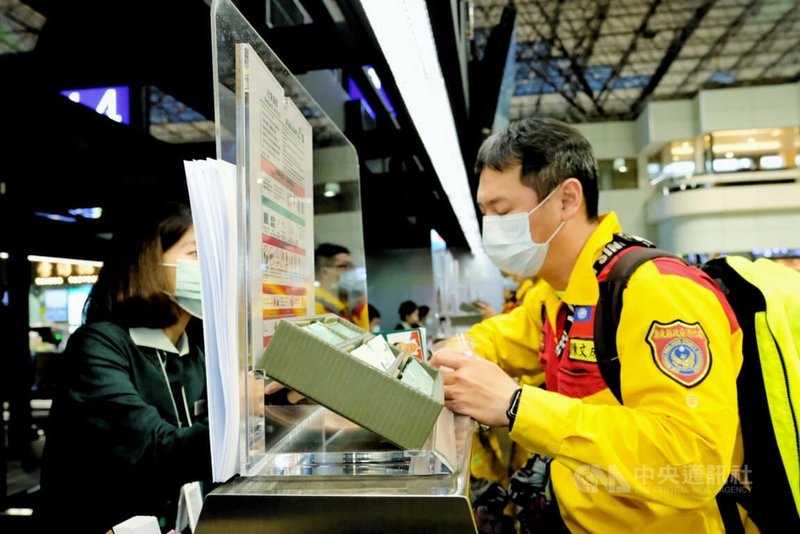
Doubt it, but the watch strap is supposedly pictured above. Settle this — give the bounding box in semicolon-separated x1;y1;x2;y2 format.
506;387;523;431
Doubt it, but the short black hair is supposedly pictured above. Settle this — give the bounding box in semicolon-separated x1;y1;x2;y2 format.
368;304;381;320
398;300;417;321
315;243;350;271
418;305;430;319
475;117;599;219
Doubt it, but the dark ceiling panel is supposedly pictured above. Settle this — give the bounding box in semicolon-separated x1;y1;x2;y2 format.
2;0;471;254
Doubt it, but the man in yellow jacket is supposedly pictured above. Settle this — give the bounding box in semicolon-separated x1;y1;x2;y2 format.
431;118;747;533
314;243;370;330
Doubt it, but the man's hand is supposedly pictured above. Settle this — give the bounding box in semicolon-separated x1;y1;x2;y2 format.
429;350;520;427
475;301;497;319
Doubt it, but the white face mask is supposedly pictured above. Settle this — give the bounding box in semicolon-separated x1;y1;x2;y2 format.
338;269;363;292
502;277;518;291
163;259;203;319
482;187;565;277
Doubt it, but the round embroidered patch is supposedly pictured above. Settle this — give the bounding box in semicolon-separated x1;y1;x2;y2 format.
646;320;711;387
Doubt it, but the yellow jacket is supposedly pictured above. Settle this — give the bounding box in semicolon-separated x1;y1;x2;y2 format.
467;278;551;485
314;286;370;330
469;277;550;388
515;277;534;304
510;212;745;533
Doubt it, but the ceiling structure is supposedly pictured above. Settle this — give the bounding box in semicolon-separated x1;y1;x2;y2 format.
3;0;800;263
472;0;800;122
0;0;470;260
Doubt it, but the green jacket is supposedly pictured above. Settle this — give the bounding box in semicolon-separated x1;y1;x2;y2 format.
40;321;211;533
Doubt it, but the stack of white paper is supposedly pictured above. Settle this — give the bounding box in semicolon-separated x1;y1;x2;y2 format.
184;158;240;483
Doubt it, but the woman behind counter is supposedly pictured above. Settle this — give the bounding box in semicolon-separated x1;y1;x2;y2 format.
39;201;211;533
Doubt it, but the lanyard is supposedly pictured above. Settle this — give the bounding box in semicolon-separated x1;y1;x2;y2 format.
156;349;193;428
555;303;575;361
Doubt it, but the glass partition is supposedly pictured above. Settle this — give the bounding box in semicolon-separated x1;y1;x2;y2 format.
211;0;365;475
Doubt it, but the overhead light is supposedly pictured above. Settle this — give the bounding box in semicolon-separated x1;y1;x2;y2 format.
725;152;734;158
0;252;8;259
713;141;781;153
363;65;396;117
618;166;628;173
760;155;784;169
3;508;33;517
670;141;694;156
34;212;77;223
360;0;482;253
67;207;103;219
365;65;382;89
323;182;341;197
713;157;752;172
27;255;103;268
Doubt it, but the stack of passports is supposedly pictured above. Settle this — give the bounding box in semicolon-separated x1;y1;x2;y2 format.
400;358;435;396
259;314;445;450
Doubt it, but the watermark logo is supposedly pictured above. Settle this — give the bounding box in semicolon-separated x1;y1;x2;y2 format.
574;464;630;494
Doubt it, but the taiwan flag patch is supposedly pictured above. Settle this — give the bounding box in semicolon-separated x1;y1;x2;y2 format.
646;320;711;387
573;306;592;322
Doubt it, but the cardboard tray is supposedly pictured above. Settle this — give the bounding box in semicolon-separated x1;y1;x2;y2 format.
257;314;444;450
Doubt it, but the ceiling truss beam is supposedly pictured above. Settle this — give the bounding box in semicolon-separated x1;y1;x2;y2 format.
725;0;800;76
627;0;718;118
596;0;662;108
670;0;765;97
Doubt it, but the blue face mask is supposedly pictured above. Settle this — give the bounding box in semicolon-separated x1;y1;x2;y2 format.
482;187;565;277
424;316;436;330
163;259;203;319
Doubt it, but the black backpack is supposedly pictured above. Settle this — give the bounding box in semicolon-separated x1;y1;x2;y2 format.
592;233;800;533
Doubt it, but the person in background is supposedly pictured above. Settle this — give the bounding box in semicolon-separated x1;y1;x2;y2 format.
368;304;381;333
39;201;211;533
479;272;537;320
500;277;518;314
394;300;419;330
314;243;369;330
416;305;431;328
431;117;744;533
509;273;535;306
466;275;550;531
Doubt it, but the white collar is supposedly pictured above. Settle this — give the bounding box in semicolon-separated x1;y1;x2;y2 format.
129;327;189;357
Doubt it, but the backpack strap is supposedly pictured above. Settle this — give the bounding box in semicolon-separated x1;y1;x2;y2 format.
593;236;680;404
592;242;758;529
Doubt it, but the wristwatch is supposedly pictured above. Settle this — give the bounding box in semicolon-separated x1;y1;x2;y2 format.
506;387;523;431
